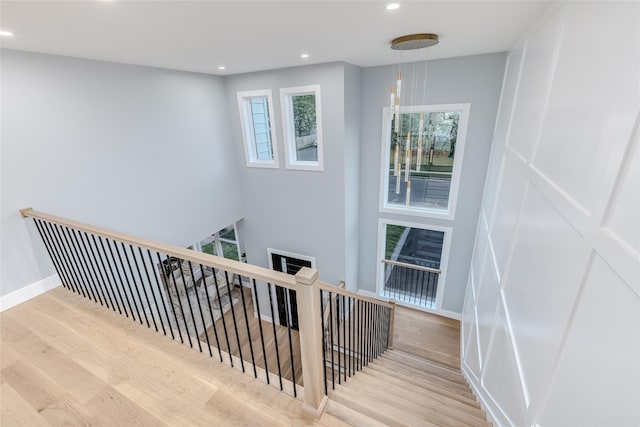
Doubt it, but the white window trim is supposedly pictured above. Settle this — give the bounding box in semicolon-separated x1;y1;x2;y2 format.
237;89;279;169
375;218;452;312
378;103;471;220
279;85;324;172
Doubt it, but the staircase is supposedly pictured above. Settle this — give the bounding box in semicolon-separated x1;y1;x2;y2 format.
326;349;490;427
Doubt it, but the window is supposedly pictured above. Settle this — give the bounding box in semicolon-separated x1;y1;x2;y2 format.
199;225;241;261
377;220;451;310
280;85;323;171
237;89;278;168
380;103;470;219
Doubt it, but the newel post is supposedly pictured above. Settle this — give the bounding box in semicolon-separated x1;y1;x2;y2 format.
295;267;328;417
388;299;396;350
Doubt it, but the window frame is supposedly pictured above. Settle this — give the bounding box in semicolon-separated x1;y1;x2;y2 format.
279;85;324;171
375;218;452;312
378;103;471;220
237;89;279;169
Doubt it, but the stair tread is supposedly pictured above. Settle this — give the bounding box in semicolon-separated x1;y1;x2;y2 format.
335;373;489;427
366;361;480;406
373;356;474;395
382;350;468;383
325;399;389;427
330;386;439;427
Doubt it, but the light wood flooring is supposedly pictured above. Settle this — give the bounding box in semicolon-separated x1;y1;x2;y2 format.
0;287;342;426
1;286;487;426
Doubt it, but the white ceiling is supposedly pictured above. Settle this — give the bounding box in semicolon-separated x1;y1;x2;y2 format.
0;1;549;75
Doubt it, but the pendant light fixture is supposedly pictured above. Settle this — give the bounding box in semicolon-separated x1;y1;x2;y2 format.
389;33;439;201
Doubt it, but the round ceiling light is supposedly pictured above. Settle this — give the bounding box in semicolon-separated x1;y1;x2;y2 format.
390;33;439;50
386;3;400;10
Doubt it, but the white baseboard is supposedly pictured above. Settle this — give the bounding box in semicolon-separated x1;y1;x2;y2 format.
0;274;62;312
356;289;462;320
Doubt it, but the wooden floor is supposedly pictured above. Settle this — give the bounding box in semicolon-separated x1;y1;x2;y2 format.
393;305;461;369
0;286;486;426
0;287;344;426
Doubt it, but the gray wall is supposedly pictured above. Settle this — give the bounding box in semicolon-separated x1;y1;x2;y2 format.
0;49;243;296
343;63;362;292
357;53;506;313
224;63;346;286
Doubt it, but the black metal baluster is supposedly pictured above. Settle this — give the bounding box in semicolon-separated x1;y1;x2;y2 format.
342;295;346;382
108;239;137;323
120;242;152;330
187;261;210;355
366;302;371;364
328;291;335;390
252;279;269;383
91;234;122;317
49;222;83;296
99;237;129;318
34;220;70;290
57;225;89;298
377;305;382;357
357;299;361;371
158;254;184;344
336;294;341;385
140;247;166;336
91;235;121;314
282;288;297;396
237;278;257;378
147;249;172;340
80;232;116;311
68;228;100;304
128;244;156;330
385;307;391;351
267;283;283;390
46;221;78;293
420;270;426;306
224;271;244;372
199;264;222;361
212;270;232;366
371;304;376;359
320;289;328;395
119;242;145;325
79;231;110;309
176;259;201;351
348;296;352;377
36;221;69;289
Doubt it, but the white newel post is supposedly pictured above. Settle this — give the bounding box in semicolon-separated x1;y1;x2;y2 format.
295;267;328;417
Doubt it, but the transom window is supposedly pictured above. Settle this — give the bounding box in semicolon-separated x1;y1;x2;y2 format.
237;89;278;168
280;85;323;171
380;103;470;219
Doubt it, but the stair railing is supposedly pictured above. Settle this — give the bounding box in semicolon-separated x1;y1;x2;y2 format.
318;281;395;394
20;208;327;414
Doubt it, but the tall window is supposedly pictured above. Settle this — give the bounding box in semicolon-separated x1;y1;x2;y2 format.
378;220;450;310
280;85;323;171
380;103;470;219
237;89;278;168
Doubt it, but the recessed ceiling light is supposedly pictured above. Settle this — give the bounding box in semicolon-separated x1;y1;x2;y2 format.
300;53;310;59
218;66;226;70
0;30;14;37
386;3;400;10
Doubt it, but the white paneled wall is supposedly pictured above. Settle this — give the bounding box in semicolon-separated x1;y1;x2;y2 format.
462;3;640;426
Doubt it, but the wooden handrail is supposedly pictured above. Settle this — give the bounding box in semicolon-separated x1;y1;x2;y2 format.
381;258;441;274
318;281;393;308
20;208;297;290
